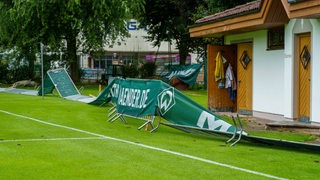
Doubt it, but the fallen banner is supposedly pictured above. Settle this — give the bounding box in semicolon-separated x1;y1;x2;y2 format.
162;64;202;85
94;77;237;134
97;78;320;151
38;68;95;103
38;68;80;97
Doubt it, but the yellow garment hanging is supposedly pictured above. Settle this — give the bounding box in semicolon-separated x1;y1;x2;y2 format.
215;51;225;81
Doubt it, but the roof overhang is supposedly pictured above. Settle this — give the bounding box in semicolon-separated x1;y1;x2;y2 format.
281;0;320;18
189;0;289;38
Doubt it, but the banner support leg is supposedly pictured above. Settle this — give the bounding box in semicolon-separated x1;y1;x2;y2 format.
150;116;161;133
226;116;237;144
230;114;243;146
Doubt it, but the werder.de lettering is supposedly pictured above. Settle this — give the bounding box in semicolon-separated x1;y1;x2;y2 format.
110;83;150;109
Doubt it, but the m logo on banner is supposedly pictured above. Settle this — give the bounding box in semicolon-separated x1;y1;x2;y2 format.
197;111;232;132
158;87;175;115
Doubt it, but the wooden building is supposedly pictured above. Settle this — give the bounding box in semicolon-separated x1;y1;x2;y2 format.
189;0;320;123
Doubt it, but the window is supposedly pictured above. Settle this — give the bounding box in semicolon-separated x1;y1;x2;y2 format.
267;27;284;50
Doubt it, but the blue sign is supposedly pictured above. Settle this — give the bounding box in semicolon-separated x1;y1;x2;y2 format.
127;20;148;31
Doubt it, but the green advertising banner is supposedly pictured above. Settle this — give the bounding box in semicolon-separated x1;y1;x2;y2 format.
94;78;162;117
162;64;202;85
97;78;236;133
38;68;80;97
157;83;235;133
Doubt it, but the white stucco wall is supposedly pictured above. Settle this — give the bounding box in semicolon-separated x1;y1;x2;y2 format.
310;19;320;123
284;19;320;123
225;30;284;116
283;19;296;120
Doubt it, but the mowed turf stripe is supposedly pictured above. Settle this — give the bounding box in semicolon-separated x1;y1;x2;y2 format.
0;137;103;143
0;109;287;180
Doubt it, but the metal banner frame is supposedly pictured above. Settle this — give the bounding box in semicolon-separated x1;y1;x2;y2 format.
107;103;161;133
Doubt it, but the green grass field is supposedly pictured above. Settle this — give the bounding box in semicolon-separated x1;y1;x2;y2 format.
0;86;319;179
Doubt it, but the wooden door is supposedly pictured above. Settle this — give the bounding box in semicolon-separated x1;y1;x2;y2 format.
298;33;311;122
88;56;92;68
207;45;237;112
237;43;253;115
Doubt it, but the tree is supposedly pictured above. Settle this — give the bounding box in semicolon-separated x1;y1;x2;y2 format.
0;1;38;80
0;0;144;82
207;0;254;12
138;0;204;65
138;0;253;65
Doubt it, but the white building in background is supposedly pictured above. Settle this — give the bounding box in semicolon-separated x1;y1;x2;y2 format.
79;19;193;80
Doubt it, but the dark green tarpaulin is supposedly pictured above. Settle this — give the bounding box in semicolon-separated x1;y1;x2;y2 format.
91;78;236;133
162;64;202;85
38;74;55;96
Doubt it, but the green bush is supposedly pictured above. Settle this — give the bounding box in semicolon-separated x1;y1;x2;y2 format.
139;62;156;78
8;65;31;83
123;64;139;78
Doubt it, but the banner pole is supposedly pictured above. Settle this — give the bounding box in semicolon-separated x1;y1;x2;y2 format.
41;43;44;100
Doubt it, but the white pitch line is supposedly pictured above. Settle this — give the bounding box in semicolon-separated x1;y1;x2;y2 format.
0;109;287;180
0;137;104;143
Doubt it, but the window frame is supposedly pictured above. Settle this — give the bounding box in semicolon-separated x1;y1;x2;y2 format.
267;27;285;50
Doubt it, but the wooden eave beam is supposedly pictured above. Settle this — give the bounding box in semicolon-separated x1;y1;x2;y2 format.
281;0;320;18
190;0;288;38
